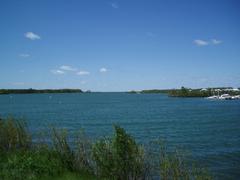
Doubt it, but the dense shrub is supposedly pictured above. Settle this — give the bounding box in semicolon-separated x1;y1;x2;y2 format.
0;118;212;180
92;125;146;179
0;149;64;180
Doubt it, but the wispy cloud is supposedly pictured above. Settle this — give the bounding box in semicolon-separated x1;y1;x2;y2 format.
110;2;119;9
100;67;107;73
51;65;78;75
25;32;41;40
211;39;222;45
60;65;77;71
194;39;222;46
19;54;30;58
76;71;90;75
193;39;209;46
51;69;65;75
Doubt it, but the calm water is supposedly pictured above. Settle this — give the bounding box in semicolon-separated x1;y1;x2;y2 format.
0;93;240;179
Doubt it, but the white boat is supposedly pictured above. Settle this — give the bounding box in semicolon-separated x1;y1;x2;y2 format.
219;94;232;100
206;94;240;100
232;95;240;99
206;95;219;99
219;94;231;100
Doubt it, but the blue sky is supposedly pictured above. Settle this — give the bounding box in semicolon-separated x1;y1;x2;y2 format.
0;0;240;91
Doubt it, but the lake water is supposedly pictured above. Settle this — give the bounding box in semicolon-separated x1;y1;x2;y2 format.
0;93;240;179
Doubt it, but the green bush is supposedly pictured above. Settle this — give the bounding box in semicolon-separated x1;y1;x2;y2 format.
0;149;64;180
92;125;146;179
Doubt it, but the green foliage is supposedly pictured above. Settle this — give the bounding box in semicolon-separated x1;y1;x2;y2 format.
51;128;75;171
140;87;240;97
127;90;138;94
40;171;98;180
73;129;93;174
169;87;212;97
0;117;31;151
92;125;146;179
0;118;213;180
141;89;170;93
113;125;146;179
0;149;64;180
92;138;115;177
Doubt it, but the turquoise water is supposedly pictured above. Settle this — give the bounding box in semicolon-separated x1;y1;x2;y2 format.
0;93;240;179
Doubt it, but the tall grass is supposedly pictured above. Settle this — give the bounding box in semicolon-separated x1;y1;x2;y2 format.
73;129;93;174
0;117;31;151
92;125;146;179
51;128;74;170
0;117;212;180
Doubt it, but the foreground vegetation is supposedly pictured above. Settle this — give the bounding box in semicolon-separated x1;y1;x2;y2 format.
0;117;212;179
0;89;82;95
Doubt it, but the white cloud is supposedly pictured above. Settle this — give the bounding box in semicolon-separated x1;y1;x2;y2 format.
111;2;119;8
60;65;77;71
193;39;208;46
19;54;30;58
25;32;41;40
76;71;90;75
194;39;222;46
211;39;222;45
51;69;65;75
51;65;78;75
100;67;107;73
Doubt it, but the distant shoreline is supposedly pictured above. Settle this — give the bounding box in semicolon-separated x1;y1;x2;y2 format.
0;88;83;95
1;87;240;97
128;87;240;97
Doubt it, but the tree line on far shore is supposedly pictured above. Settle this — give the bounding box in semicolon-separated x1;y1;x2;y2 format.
0;89;83;94
129;86;240;97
